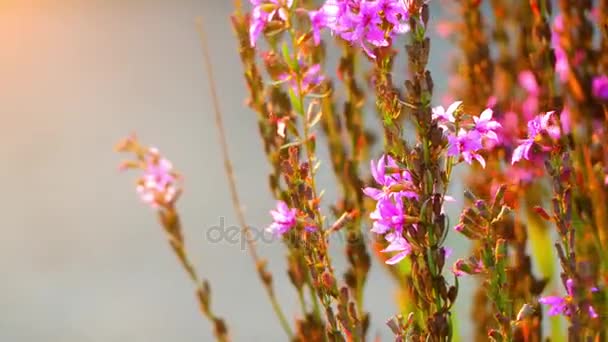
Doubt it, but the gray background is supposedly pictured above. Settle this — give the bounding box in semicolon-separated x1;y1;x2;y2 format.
1;1;477;340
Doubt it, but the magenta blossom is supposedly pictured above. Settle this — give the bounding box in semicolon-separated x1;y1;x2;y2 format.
376;0;410;35
539;278;598;319
324;0;409;58
369;196;405;234
339;1;387;58
267;201;297;236
432;100;461;131
511;111;559;164
473;108;502;143
363;155;418;201
447;129;486;168
308;10;329;45
592;75;608;100
249;0;293;47
307;0;343;45
381;232;412;265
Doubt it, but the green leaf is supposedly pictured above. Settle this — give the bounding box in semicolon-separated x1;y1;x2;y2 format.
281;42;295;69
288;88;304;115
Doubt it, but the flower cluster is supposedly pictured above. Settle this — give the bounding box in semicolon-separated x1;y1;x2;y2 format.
363;155;418;264
433;101;501;168
116;136;181;209
329;0;409;58
304;0;410;58
136;148;180;208
511;111;560;164
249;0;412;57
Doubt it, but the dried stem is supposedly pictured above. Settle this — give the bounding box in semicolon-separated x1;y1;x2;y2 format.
196;18;294;339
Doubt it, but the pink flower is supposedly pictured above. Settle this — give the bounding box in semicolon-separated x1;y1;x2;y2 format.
447;129;486;168
249;0;293;47
363;155;418;201
339;1;387;58
538;295;568;316
135;148;180;209
473;108;502;142
370;196;406;234
267;201;297;236
539;278;598;319
376;0;410;35
308;10;328;45
511;111;559;164
325;0;409;58
432;100;461;131
381;233;412;265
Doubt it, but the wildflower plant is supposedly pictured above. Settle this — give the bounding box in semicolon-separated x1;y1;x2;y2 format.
114;0;608;341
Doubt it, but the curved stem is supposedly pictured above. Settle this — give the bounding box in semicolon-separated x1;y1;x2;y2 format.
197;18;294;339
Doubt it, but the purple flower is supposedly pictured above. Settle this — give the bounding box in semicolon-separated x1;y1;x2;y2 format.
539;278;599;319
473;108;502;142
447;129;486;168
539;295;569;316
511;111;559;164
370;196;405;234
324;0;409;58
376;0;410;36
308;10;328;45
363;155;418;201
318;0;343;31
267;201;297;236
511;141;534;165
432;100;461;131
340;1;387;58
249;0;293;47
136;148;179;209
592;75;608;100
381;232;412;265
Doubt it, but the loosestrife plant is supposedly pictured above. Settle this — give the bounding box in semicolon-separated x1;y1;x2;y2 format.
115;0;608;340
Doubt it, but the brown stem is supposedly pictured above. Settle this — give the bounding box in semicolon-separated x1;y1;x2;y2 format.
196;18;294;339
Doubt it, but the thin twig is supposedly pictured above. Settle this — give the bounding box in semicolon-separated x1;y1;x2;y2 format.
196;18;294;339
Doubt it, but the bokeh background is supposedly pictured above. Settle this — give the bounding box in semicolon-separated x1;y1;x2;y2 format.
1;1;476;340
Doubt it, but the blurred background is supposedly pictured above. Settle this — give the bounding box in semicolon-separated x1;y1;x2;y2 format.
1;1;474;341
